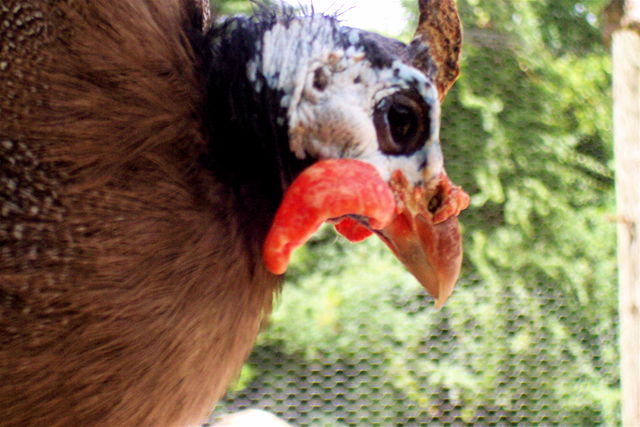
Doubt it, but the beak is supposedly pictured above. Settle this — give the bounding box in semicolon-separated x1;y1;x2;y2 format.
376;170;469;308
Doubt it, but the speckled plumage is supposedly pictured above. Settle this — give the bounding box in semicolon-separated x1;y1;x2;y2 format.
1;1;279;426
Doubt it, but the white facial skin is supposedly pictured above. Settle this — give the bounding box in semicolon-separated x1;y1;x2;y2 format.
247;16;444;186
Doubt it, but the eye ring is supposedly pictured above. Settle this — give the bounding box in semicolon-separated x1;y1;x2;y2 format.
373;91;431;155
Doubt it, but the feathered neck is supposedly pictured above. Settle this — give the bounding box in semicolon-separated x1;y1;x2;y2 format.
199;10;315;240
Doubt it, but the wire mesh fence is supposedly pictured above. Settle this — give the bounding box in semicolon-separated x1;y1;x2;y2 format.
209;275;617;426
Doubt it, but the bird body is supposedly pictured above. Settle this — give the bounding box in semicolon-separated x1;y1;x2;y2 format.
1;1;466;425
1;2;275;425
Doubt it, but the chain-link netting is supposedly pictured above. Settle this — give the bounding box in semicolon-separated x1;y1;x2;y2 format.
208;268;617;426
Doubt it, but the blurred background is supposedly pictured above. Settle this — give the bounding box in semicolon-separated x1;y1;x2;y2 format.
209;0;619;424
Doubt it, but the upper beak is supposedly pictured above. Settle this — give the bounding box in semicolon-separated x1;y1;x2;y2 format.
376;170;469;308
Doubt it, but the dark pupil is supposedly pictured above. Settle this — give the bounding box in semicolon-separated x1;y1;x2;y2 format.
388;104;416;144
373;92;429;156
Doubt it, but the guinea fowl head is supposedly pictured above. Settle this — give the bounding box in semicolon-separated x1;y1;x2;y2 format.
203;2;468;306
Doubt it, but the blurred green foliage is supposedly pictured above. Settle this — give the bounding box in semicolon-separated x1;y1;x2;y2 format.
213;0;619;424
212;0;254;15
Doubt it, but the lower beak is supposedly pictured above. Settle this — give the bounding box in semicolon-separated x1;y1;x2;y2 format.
377;171;469;308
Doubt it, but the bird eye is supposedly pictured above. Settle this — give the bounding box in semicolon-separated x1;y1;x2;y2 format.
374;91;431;155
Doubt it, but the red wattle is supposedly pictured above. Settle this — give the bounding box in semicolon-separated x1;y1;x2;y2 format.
263;159;396;275
334;217;374;242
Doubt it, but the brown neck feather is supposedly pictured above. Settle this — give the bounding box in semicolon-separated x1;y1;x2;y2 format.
1;1;281;425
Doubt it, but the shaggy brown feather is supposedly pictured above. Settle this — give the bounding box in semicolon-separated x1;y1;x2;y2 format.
1;1;279;425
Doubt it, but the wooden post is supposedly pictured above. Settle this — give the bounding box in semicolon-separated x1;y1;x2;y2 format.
611;0;640;424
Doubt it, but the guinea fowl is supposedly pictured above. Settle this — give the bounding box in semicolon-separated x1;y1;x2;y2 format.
0;0;468;425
